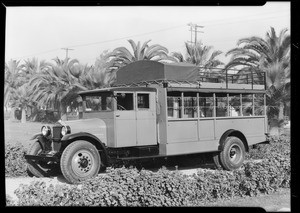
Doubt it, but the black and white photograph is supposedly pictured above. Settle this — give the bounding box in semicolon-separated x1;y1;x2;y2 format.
3;1;292;209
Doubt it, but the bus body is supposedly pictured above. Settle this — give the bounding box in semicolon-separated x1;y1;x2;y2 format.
25;60;269;183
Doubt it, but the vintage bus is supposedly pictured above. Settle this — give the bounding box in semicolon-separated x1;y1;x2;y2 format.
25;60;269;183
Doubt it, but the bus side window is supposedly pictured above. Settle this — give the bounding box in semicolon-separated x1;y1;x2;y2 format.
167;92;182;118
199;95;213;117
117;93;134;110
228;94;241;116
216;94;227;117
183;94;197;118
242;94;253;116
254;94;264;116
137;93;150;109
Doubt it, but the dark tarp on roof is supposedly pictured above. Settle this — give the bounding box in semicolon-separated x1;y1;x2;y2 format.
114;60;199;85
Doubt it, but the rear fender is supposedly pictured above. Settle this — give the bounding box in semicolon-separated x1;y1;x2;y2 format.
61;132;109;166
218;129;249;152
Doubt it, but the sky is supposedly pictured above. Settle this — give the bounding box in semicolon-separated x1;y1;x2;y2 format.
5;2;290;66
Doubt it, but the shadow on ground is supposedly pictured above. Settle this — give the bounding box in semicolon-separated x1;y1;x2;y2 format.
113;152;217;172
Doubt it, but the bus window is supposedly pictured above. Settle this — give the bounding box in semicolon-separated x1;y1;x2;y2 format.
254;94;264;116
137;93;150;109
242;94;253;116
199;94;213;117
228;94;241;116
216;94;227;117
117;93;134;110
183;93;197;118
85;95;113;112
167;92;182;118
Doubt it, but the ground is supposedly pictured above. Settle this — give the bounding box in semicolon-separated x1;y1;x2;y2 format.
4;119;291;210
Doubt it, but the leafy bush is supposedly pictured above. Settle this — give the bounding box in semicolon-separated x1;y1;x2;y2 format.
5;143;29;177
13;153;290;206
247;135;290;160
6;135;290;206
6;194;16;206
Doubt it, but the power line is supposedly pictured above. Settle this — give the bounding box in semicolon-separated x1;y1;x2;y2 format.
10;24;186;61
8;12;289;61
68;24;186;49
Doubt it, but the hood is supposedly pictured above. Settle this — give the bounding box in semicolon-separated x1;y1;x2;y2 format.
63;118;107;144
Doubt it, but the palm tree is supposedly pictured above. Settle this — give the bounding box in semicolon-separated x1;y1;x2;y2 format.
19;58;52;121
9;84;33;123
109;39;176;70
172;42;223;68
172;42;224;81
225;27;290;135
4;59;25;121
29;57;87;121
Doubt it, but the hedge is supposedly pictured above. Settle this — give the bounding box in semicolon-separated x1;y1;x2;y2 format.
6;135;290;206
9;152;290;206
5;143;29;177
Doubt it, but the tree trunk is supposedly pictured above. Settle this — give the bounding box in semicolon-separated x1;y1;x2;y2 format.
21;108;27;123
30;105;39;121
269;118;279;138
9;107;17;121
60;105;67;121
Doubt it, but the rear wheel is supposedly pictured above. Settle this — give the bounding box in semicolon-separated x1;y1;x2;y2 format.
218;136;246;170
26;142;58;177
60;140;101;184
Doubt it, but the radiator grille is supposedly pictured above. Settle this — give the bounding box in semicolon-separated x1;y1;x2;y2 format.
52;126;62;140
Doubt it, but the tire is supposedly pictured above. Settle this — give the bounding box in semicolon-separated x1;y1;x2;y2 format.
212;152;222;169
218;136;246;170
60;140;101;184
27;142;58;177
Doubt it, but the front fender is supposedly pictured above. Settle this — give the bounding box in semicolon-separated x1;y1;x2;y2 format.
30;133;42;140
61;132;102;142
30;133;51;151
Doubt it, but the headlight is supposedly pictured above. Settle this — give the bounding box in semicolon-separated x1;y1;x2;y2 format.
61;125;71;136
41;126;51;137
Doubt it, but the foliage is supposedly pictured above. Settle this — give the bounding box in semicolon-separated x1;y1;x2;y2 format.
29;57;87;120
5;143;29;177
6;194;16;206
172;42;224;70
246;135;290;160
11;148;290;206
225;27;290;124
109;39;176;71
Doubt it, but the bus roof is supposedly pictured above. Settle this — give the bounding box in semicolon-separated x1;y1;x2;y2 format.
77;87;156;95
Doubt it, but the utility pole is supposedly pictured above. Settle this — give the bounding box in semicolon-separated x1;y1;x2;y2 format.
187;23;204;45
61;48;74;59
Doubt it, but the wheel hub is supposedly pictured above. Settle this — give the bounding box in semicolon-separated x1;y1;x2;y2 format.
72;150;94;176
79;157;89;168
230;148;236;159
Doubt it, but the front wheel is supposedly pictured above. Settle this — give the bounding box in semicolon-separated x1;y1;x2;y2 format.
60;140;101;184
26;142;58;177
218;136;246;170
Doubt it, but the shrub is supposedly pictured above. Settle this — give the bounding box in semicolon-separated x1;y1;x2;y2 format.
5;143;29;177
6;194;16;206
247;135;290;160
13;153;290;207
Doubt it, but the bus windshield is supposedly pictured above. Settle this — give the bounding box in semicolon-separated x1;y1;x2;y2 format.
84;93;113;112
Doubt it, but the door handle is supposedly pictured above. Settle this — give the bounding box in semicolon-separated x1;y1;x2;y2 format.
116;115;120;117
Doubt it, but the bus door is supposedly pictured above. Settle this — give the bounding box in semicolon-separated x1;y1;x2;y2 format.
115;92;136;147
135;92;157;146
